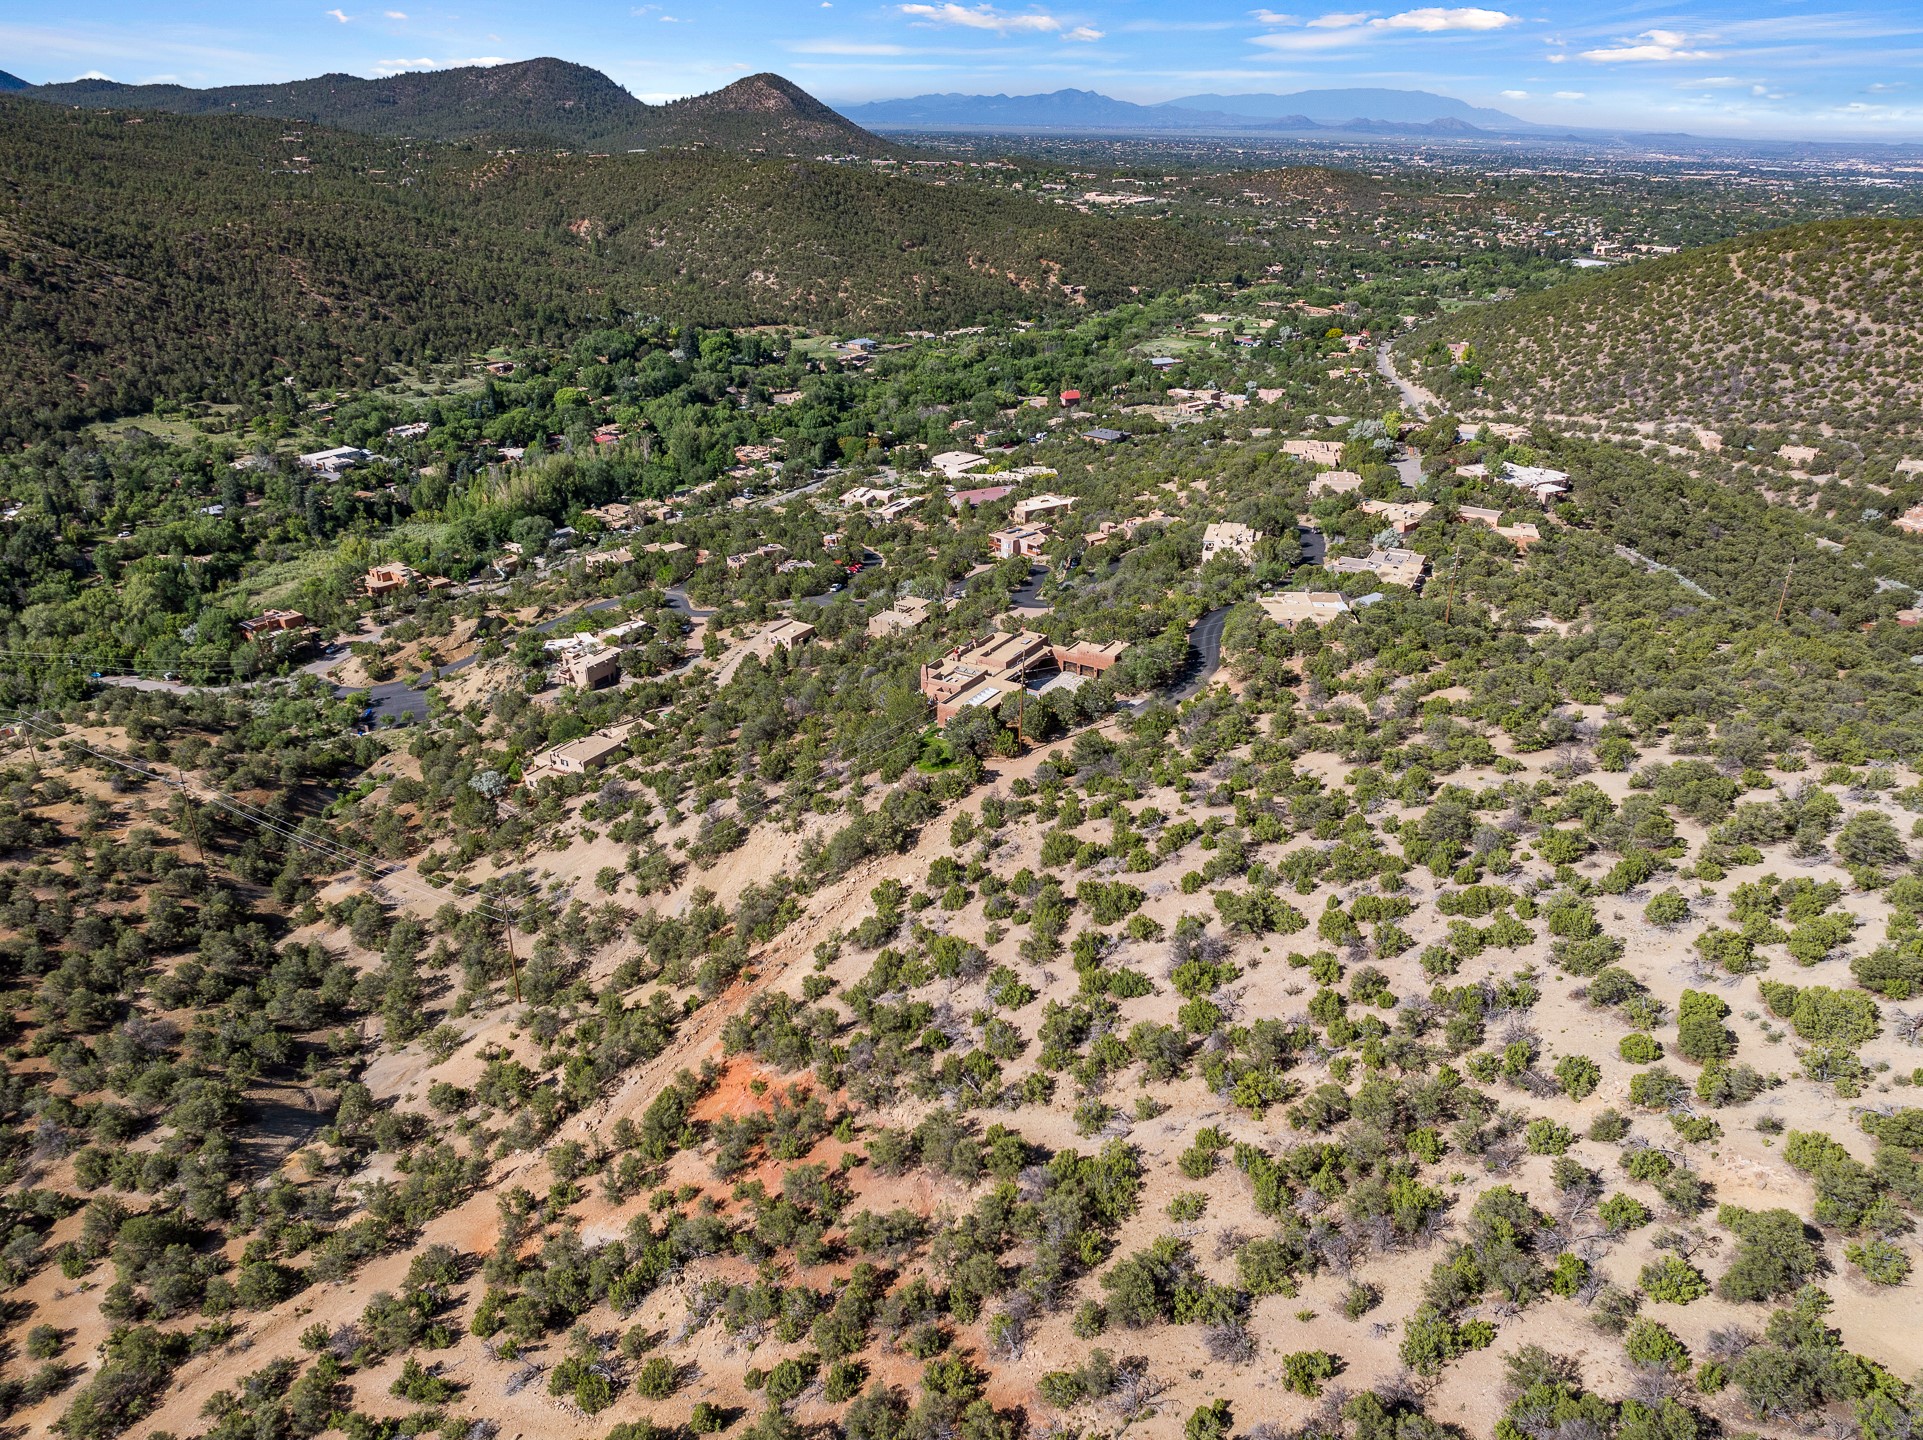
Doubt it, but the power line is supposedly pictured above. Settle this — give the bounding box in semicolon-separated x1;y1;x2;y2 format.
0;646;273;679
20;714;528;1002
7;713;525;930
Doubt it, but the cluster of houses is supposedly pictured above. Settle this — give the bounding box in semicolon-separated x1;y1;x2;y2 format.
867;595;936;638
1329;546;1428;588
363;562;454;598
1164;387;1287;416
1458;508;1542;550
1453;460;1570;505
919;630;1130;722
238;609;314;644
726;543;792;572
543;611;658;690
1200;521;1262;565
297;446;377;479
1282;437;1347;468
985;494;1079;559
584;501;680;531
1086;511;1171;547
1359;499;1433;535
521;721;653;784
1310;470;1367;497
1258;591;1357;626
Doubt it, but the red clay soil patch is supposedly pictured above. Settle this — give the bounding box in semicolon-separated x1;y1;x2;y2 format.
687;1055;785;1124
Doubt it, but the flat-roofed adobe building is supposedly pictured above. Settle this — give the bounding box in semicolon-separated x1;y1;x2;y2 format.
527;729;628;780
1258;592;1350;626
920;630;1129;722
563;649;621;690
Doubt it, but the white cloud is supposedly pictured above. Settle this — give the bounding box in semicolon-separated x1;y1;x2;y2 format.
73;69;114;80
325;8;350;21
1500;88;1526;97
1251;5;1516;50
895;4;1100;38
384;9;407;17
1579;29;1713;63
1552;89;1583;99
1867;81;1907;93
898;4;1068;33
1369;7;1516;32
1250;26;1372;50
787;38;910;54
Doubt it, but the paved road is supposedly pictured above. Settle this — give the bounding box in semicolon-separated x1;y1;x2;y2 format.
1008;565;1050;613
101;595;632;724
1163;604;1231;703
1393;449;1425;489
747;477;828;510
663;585;714;620
1377;340;1442;417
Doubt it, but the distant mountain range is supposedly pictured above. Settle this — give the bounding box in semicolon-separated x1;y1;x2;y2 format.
1167;88;1530;129
4;59;895;156
836;86;1541;136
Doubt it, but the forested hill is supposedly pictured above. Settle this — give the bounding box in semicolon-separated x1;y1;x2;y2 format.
1406;218;1923;463
0;99;1236;443
646;73;891;154
15;59;897;157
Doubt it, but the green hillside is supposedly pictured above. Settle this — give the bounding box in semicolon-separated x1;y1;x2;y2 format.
1408;218;1923;462
18;59;896;157
0;99;1235;443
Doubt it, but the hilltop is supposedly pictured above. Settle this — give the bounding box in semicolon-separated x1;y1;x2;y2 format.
14;58;896;156
649;72;885;153
0;98;1232;440
1405;218;1923;463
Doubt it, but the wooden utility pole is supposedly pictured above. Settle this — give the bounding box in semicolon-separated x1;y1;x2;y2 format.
504;922;524;1004
180;792;207;866
1442;551;1463;625
1774;559;1796;624
171;770;206;864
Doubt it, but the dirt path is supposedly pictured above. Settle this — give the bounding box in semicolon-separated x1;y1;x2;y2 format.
1377;340;1441;415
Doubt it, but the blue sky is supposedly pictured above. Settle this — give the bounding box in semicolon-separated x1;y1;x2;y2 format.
5;1;1921;137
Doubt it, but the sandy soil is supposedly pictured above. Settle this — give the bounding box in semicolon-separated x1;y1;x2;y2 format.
12;698;1923;1440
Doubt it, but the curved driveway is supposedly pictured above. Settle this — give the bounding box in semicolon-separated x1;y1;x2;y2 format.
1163;604;1231;703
